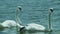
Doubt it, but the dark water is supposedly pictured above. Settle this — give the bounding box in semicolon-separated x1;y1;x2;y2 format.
0;0;60;34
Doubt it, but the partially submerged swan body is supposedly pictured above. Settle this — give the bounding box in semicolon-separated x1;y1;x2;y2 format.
0;20;23;31
20;23;45;34
0;20;46;34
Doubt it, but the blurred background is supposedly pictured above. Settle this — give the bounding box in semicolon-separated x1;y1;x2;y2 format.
0;0;60;34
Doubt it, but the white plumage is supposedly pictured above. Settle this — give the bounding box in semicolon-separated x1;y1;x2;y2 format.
25;23;45;31
0;20;23;30
20;23;45;34
0;20;45;34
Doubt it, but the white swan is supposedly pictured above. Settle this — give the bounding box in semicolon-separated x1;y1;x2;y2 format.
20;23;45;34
0;20;24;31
26;23;45;31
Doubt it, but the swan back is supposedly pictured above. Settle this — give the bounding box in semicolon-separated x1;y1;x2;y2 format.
1;20;17;27
25;23;45;31
20;23;45;34
1;20;24;28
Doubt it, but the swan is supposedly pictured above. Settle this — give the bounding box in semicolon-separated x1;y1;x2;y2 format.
20;23;45;34
0;20;24;31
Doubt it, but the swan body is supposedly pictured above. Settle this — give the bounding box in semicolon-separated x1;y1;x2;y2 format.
20;23;45;34
0;20;45;34
0;20;23;31
1;20;23;28
25;23;45;31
